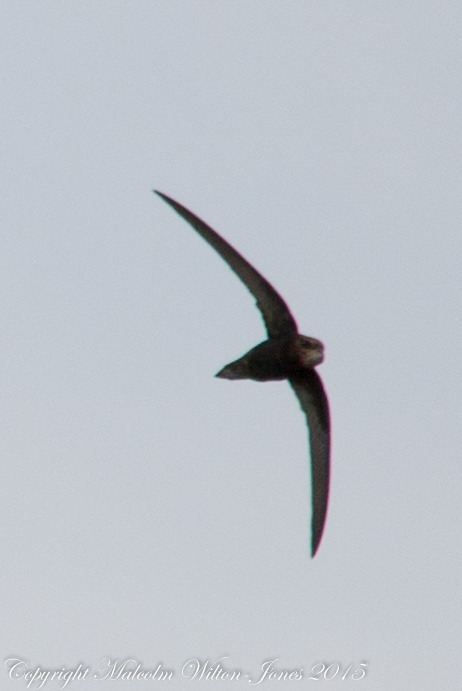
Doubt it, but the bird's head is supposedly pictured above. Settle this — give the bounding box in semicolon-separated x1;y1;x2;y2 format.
297;335;324;367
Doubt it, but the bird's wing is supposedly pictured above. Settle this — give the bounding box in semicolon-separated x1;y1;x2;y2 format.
289;369;330;557
155;191;298;339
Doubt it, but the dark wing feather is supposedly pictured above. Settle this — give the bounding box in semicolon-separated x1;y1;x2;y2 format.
289;369;330;557
155;191;297;339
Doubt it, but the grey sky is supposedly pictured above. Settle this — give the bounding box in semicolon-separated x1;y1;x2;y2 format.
1;2;461;689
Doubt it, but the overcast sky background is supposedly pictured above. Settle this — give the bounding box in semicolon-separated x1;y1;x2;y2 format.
1;2;461;689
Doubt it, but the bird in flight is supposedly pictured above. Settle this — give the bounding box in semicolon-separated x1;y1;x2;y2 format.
155;191;330;557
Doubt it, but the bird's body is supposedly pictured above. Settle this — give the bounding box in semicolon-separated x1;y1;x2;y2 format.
216;334;324;381
155;191;330;557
